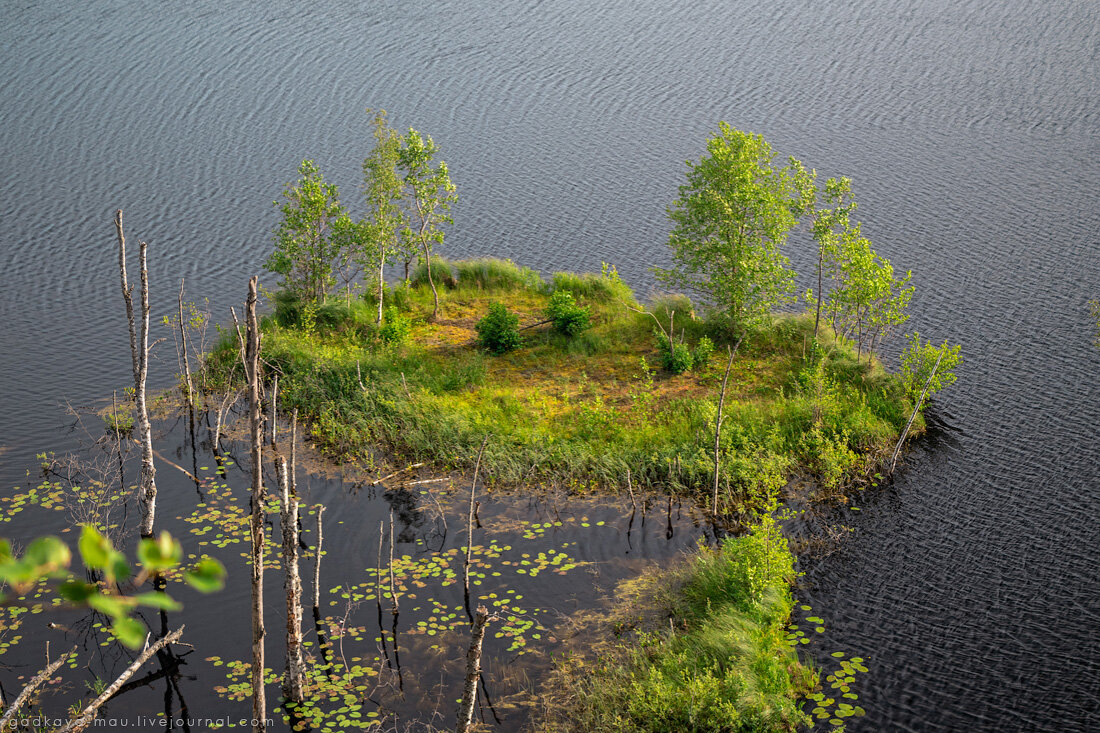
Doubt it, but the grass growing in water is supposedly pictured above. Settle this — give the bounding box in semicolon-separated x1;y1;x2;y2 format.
536;509;816;732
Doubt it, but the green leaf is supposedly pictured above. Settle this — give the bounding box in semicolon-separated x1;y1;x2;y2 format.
58;580;97;603
184;557;226;592
133;591;183;612
112;616;147;649
109;554;132;584
78;525;113;569
138;532;183;572
24;536;71;573
88;593;134;618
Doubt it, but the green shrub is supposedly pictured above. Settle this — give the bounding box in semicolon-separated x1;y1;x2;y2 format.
378;306;410;344
692;335;715;365
900;332;962;407
546;290;591;336
656;333;714;374
410;255;457;289
475;302;522;355
454;257;544;292
657;333;695;374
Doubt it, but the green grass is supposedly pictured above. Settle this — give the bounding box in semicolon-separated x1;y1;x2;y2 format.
536;512;816;732
209;261;913;507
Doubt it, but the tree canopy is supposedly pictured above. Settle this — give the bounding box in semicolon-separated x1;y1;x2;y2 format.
655;123;800;331
266;160;355;304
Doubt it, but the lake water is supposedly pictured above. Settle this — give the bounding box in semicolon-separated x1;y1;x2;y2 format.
2;0;1098;729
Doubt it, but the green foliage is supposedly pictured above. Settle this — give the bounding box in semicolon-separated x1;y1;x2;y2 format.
693;335;715;365
399;127;457;317
361;109;408;318
476;302;523;355
656;333;695;374
543;511;813;732
655;333;713;374
655;123;800;330
0;527;225;649
266;159;356;304
454;257;545;292
378;306;411;344
546;290;591;336
900;333;962;407
821;223;913;360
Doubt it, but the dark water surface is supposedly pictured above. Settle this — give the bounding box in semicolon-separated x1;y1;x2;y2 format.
2;0;1099;730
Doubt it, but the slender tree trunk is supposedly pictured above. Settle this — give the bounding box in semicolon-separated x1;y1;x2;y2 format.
178;279;194;410
889;349;945;474
115;210;157;538
269;375;278;447
245;277;267;733
712;341;739;516
312;504;324;611
58;628;184;733
456;606;492;733
814;245;824;339
421;237;439;321
377;256;385;326
277;456;306;703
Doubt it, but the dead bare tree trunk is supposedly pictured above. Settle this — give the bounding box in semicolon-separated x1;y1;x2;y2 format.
456;606;493;733
57;627;184;733
712;339;741;516
245;276;267;733
0;645;77;729
269;375;278;447
312;503;324;611
277;456;306;703
115;210;157;538
178;279;194;410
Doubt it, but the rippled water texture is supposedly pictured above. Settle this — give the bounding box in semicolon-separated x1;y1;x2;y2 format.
2;0;1099;729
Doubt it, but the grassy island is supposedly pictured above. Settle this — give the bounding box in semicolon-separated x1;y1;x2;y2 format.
212;257;915;513
205;256;921;730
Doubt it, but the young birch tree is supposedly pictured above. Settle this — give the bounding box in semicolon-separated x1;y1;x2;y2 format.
266;160;352;305
789;163;858;339
655;123;799;333
398;128;457;322
362;109;407;324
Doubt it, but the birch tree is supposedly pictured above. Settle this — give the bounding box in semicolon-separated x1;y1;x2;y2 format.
362;109;407;324
655;123;799;332
398;128;457;321
266;161;351;305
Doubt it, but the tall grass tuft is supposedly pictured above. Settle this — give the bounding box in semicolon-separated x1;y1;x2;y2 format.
410;255;457;289
454;257;544;292
551;269;636;305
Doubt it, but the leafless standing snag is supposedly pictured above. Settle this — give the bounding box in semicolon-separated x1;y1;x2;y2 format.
244;276;267;733
114;210;157;538
177;279;195;410
456;605;495;733
277;456;306;703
